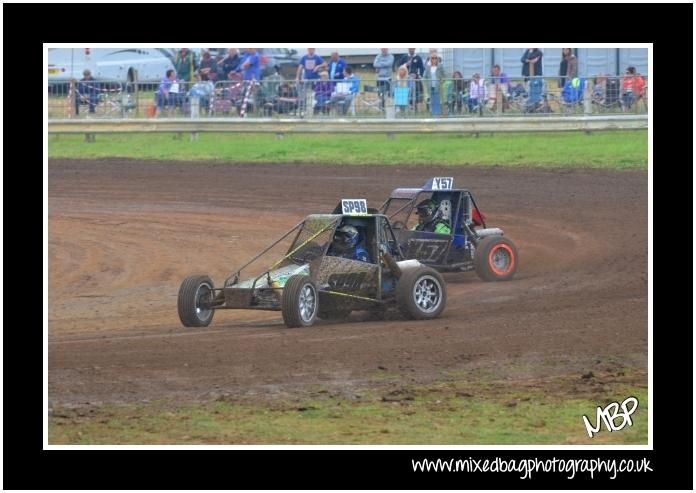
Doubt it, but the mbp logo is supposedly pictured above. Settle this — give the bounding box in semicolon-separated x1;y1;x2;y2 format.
582;396;639;438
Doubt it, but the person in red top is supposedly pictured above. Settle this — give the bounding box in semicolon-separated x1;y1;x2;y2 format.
621;66;645;112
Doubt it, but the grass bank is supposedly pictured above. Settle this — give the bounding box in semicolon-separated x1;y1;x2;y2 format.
48;130;647;169
50;372;647;445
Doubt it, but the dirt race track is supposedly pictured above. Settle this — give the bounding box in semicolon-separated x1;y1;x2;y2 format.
48;159;648;408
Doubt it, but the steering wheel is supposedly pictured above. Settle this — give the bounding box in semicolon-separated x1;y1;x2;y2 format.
392;220;407;230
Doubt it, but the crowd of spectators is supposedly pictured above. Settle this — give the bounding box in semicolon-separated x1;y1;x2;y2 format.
134;48;647;118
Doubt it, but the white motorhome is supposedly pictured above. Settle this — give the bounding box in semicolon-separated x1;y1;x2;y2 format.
48;48;176;83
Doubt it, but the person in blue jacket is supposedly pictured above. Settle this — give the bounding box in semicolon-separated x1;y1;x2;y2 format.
329;225;371;263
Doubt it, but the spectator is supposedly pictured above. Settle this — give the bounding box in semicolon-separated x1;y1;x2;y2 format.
324;51;346;81
174;48;197;83
236;48;262;115
188;73;215;112
313;71;333;114
422;52;446;117
296;48;324;81
240;48;261;81
425;49;443;67
344;66;360;93
373;48;394;111
490;64;511;94
295;48;324;116
264;66;285;98
329;66;360;115
264;81;298;115
394;64;411;113
401;48;425;112
621;66;645;112
409;72;423;113
447;71;466;115
521;48;543;80
490;64;510;112
399;48;424;78
559;48;577;88
156;69;181;116
270;82;299;115
75;69;100;115
219;69;244;99
591;74;606;105
219;48;241;79
468;73;487;114
198;51;219;82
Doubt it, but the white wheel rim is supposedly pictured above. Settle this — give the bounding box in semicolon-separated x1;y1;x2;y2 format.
412;275;442;313
298;284;316;323
195;282;213;321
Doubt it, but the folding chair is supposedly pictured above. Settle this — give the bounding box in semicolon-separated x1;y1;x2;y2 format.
359;85;384;114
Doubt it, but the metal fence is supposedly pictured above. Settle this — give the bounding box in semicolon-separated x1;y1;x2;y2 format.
48;74;648;120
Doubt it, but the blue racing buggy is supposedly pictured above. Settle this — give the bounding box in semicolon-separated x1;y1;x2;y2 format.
178;199;447;329
378;177;519;281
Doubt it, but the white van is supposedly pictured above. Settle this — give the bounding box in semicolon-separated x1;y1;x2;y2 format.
48;48;176;83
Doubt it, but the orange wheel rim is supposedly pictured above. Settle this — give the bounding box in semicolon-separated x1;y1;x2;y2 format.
488;244;515;276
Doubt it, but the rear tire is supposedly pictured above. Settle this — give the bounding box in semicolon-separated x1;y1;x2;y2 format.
178;275;215;327
474;236;518;282
282;275;319;328
396;267;446;320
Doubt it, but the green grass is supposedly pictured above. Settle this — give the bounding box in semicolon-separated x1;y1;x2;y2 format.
48;130;647;169
49;374;648;445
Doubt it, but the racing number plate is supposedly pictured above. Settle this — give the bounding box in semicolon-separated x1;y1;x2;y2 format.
406;238;450;263
341;199;368;215
431;177;454;190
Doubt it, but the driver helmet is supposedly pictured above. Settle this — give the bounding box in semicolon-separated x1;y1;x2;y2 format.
334;225;360;251
416;199;437;222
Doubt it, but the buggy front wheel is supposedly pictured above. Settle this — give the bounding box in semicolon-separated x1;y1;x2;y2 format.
178;275;215;327
396;267;447;320
282;275;319;328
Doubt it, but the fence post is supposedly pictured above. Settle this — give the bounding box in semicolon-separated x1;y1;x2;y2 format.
584;79;592;115
190;95;200;141
69;79;76;118
496;84;503;116
305;85;314;119
386;95;395;120
134;70;139;117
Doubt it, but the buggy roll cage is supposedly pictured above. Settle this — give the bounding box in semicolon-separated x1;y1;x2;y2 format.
378;189;488;231
223;216;340;290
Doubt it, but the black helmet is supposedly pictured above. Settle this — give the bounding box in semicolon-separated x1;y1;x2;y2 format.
416;199;437;220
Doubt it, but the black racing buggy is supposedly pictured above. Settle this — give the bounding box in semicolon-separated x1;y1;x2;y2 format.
378;177;519;281
178;199;447;329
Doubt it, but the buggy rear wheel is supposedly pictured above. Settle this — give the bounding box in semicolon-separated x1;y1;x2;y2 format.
282;275;319;328
178;275;215;327
474;236;519;281
396;266;447;320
